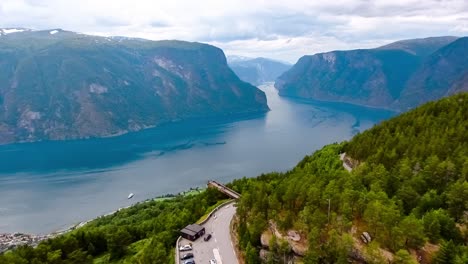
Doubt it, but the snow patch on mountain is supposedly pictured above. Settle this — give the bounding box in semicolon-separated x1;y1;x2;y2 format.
0;28;28;36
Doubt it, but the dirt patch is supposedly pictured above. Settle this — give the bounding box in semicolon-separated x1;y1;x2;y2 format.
417;242;440;264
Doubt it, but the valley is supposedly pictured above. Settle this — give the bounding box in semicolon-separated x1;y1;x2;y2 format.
0;15;467;262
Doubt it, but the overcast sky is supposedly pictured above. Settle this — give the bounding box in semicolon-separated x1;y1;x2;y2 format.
1;0;467;63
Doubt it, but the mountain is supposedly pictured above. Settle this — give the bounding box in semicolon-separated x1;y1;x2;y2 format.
275;36;466;111
275;48;422;108
228;56;291;85
0;29;269;144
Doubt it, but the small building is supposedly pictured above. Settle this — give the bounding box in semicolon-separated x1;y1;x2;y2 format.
180;224;205;241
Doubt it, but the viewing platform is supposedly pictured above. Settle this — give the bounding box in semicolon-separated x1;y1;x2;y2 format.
207;180;241;199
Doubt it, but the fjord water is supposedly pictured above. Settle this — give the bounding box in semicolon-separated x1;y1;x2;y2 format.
0;84;394;234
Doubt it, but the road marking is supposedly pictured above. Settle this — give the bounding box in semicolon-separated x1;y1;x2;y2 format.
213;248;222;264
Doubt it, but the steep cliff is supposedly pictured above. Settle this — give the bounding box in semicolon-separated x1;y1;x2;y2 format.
275;36;465;111
0;29;269;144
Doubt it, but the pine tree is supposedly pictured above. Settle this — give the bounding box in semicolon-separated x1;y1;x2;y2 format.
433;240;456;264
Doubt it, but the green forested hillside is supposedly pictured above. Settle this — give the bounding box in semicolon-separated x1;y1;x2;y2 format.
0;189;227;264
231;93;468;263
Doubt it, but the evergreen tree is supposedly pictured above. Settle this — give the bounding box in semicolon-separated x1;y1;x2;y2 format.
433;240;456;264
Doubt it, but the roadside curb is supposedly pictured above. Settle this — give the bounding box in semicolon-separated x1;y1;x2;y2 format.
200;200;236;225
175;235;182;263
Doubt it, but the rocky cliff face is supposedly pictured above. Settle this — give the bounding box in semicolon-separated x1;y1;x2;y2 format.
275;36;466;111
395;37;468;110
228;56;291;86
0;29;269;144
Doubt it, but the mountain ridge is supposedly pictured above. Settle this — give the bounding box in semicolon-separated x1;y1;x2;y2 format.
377;36;459;56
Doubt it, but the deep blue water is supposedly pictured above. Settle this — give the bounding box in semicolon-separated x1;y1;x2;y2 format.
0;84;395;234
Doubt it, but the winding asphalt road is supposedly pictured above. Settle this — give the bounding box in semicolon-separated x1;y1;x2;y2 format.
178;203;239;264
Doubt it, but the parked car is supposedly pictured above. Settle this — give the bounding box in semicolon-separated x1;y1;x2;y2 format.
360;232;372;244
179;244;192;251
204;234;212;241
181;253;194;260
209;259;217;264
184;259;195;264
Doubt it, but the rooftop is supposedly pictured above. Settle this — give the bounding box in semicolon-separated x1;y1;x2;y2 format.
181;224;205;236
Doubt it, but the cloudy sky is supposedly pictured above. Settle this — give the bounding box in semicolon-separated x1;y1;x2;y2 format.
1;0;467;63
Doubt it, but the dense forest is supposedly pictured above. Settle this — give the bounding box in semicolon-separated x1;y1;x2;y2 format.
230;93;468;263
0;189;227;263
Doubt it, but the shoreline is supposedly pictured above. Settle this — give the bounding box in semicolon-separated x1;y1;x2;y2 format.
0;110;268;147
0;188;204;253
278;93;399;113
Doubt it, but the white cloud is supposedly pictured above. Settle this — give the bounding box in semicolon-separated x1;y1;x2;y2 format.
0;0;467;62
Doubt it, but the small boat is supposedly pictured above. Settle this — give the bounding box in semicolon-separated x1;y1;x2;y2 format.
127;193;134;199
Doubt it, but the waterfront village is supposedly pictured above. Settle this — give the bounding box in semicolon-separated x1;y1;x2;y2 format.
0;222;87;253
0;192;184;254
0;233;50;253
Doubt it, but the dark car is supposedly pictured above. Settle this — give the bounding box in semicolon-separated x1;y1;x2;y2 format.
183;259;195;264
181;253;194;260
204;234;212;241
